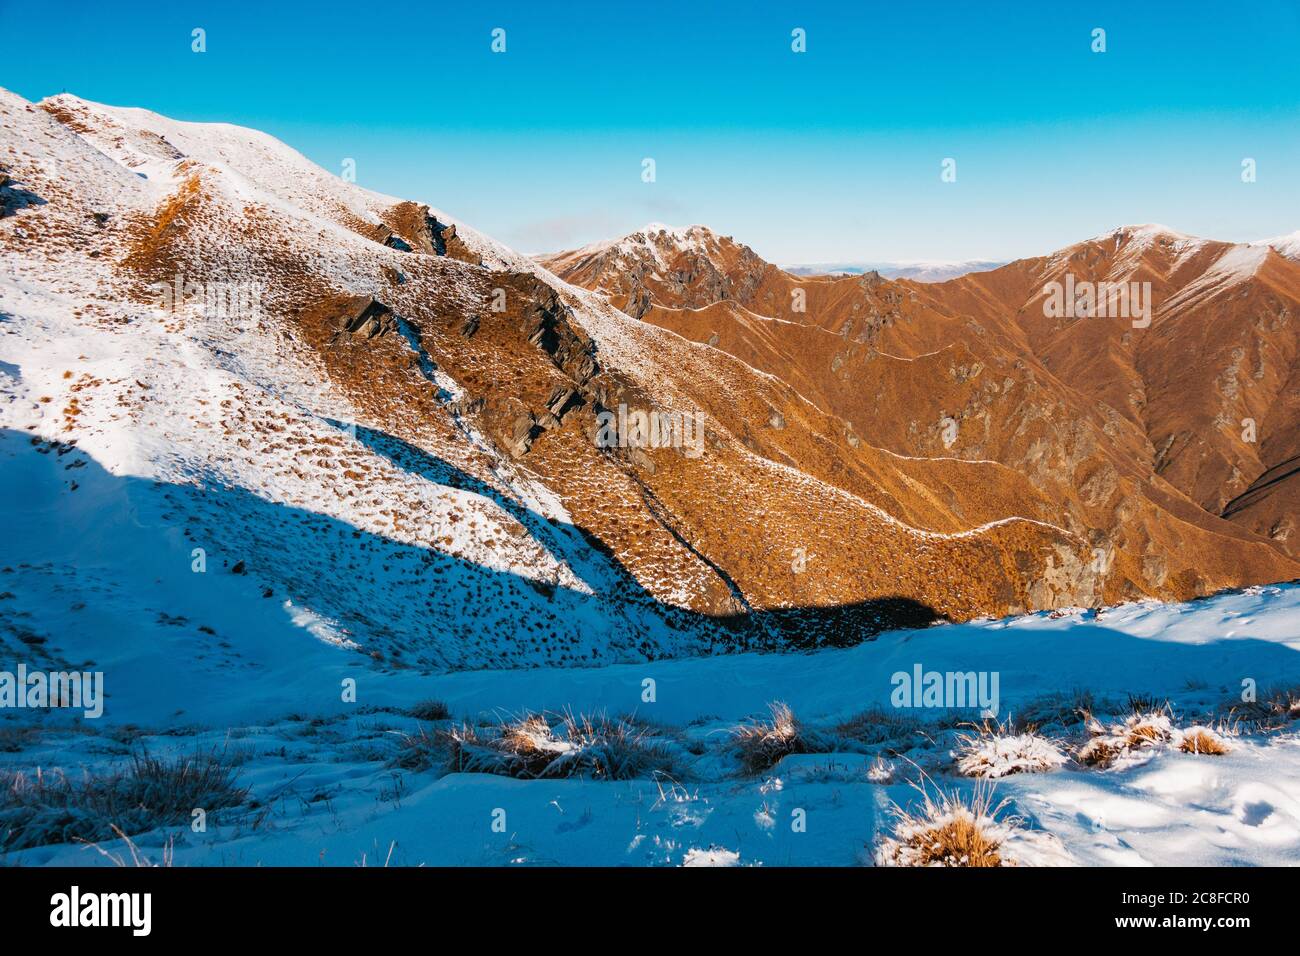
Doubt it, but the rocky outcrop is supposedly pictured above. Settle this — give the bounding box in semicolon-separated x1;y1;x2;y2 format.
332;295;396;340
374;201;481;265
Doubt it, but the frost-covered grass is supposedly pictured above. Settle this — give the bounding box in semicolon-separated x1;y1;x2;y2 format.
1077;708;1176;767
1177;725;1232;755
875;781;1018;867
958;707;1235;773
867;756;896;783
0;749;247;851
953;720;1068;778
731;701;830;774
443;711;680;780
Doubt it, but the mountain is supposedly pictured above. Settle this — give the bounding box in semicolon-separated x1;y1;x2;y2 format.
1;88;1120;682
1254;230;1300;260
541;222;1300;603
3;90;1300;871
914;224;1300;559
1;89;1297;690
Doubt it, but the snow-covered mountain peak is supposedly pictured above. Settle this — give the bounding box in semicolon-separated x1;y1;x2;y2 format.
1252;229;1300;261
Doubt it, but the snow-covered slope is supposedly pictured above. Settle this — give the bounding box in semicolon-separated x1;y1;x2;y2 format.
0;87;702;674
5;583;1299;866
3;86;1299;869
1252;229;1300;261
38;93;537;274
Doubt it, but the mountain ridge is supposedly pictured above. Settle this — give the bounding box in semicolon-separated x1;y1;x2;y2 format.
543;218;1300;582
2;88;1296;681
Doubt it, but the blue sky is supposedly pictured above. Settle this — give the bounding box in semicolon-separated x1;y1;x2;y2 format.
4;0;1300;262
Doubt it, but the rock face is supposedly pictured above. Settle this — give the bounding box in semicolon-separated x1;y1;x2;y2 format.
371;200;481;265
4;89;1297;670
333;295;395;340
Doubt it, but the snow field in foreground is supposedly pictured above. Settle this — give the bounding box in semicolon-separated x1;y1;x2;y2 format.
2;583;1298;867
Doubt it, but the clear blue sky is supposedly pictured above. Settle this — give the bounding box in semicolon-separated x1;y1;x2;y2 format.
4;0;1299;262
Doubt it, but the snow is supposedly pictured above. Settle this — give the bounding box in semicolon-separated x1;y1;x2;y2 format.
4;86;1300;868
2;579;1298;866
1081;224;1205;255
1158;243;1270;314
1107;223;1198;244
1251;230;1300;261
1061;224;1207;283
682;846;742;866
544;223;736;278
37;93;536;274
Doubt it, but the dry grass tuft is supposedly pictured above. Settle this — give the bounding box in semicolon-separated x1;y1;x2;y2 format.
1178;725;1231;755
1016;688;1098;729
954;718;1067;778
1077;708;1175;767
732;701;820;774
407;699;451;722
0;749;247;851
1228;684;1300;731
388;724;444;771
443;710;678;780
79;824;176;867
875;780;1015;867
866;756;895;784
1273;687;1300;719
833;704;926;747
1126;692;1169;714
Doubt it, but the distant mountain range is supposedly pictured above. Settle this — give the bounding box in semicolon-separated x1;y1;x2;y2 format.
781;259;1007;281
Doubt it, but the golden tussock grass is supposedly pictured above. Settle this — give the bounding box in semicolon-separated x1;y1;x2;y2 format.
875;779;1016;868
1178;726;1231;755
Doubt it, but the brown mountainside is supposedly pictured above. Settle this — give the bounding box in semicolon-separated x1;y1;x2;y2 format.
3;90;1295;667
542;223;1300;606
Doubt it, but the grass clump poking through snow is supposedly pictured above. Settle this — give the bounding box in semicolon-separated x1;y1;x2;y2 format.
1266;686;1300;721
1016;688;1098;729
0;749;248;851
953;719;1067;778
731;701;826;774
1229;684;1300;730
1177;725;1232;755
833;704;926;748
1077;707;1175;767
444;711;679;780
389;724;443;771
875;781;1018;868
407;699;451;722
